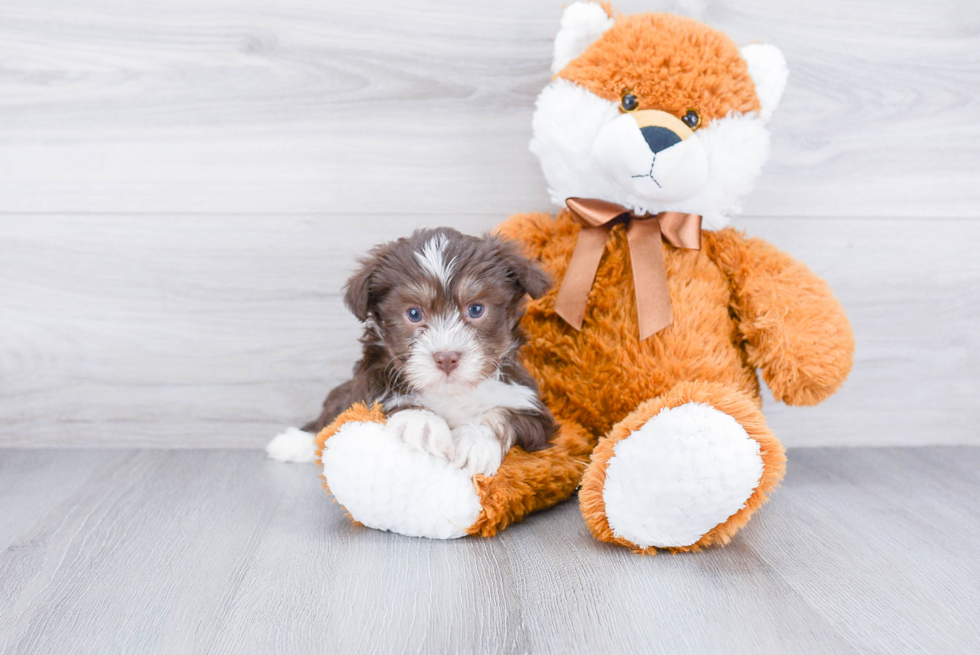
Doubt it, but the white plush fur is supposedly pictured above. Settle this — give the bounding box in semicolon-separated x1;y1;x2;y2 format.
602;402;764;548
265;426;317;463
321;421;483;539
531;78;774;230
551;2;615;74
740;44;789;122
591;113;709;203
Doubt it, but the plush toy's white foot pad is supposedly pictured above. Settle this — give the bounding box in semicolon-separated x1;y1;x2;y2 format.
602;402;764;549
266;427;317;463
322;421;482;539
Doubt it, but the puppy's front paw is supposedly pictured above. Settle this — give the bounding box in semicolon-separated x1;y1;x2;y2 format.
386;409;454;461
451;424;504;477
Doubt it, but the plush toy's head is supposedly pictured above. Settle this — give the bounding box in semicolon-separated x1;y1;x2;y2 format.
531;3;788;229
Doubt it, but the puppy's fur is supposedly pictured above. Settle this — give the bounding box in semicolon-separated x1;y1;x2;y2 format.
273;228;556;476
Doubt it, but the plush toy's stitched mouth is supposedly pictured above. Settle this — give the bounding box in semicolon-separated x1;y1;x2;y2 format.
631;154;662;188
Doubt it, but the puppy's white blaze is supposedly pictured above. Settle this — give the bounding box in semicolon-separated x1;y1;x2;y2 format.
404;312;484;389
414;234;456;288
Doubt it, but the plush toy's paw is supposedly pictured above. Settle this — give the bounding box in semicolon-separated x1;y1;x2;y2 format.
450;424;503;477
321;420;482;539
603;403;763;548
580;381;786;552
265;427;316;463
386;409;455;462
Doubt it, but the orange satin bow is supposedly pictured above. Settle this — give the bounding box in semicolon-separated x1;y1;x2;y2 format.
553;197;702;340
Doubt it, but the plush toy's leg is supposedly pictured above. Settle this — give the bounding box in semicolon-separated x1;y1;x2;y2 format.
579;381;786;554
315;404;596;540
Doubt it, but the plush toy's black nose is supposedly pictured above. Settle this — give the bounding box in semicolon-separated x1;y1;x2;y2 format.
640;126;682;153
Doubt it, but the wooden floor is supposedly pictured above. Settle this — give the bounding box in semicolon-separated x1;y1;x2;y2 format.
0;447;976;654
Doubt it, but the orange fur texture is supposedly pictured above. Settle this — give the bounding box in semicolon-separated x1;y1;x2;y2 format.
559;13;760;124
468;419;595;537
492;208;852;549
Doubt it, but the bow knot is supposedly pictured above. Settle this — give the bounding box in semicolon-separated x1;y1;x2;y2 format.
553;197;702;340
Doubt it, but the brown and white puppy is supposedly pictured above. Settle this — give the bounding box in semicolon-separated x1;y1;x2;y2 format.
268;228;556;476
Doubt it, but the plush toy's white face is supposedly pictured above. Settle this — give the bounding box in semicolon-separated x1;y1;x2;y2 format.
531;3;788;229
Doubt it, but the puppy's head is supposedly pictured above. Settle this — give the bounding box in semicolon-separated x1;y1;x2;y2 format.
344;228;550;391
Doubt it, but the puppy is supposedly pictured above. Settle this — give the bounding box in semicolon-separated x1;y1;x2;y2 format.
267;228;557;476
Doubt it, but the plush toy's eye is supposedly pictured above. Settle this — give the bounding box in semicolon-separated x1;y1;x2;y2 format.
406;307;423;323
466;303;485;319
681;109;701;130
620;93;639;112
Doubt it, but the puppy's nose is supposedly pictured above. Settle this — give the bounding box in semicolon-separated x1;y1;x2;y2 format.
433;351;461;375
640;126;682;154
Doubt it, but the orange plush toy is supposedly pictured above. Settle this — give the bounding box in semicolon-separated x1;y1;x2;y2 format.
316;2;854;553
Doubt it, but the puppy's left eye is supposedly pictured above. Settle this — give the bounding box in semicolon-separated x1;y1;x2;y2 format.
466;303;485;319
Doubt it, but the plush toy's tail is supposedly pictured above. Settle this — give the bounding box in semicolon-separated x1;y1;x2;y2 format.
265;427;317;463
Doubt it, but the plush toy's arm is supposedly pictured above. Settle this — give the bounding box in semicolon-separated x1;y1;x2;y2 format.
315;402;596;539
710;229;855;406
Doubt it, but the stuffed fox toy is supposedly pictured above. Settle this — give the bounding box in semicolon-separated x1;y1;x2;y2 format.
313;2;854;553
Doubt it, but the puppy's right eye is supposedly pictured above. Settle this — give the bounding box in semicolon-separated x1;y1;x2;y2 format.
406;307;423;323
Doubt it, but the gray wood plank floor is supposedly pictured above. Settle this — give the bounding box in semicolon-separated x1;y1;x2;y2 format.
1;447;976;655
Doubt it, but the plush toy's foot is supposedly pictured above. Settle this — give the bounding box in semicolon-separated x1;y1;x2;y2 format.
266;427;317;463
579;381;786;553
316;404;596;540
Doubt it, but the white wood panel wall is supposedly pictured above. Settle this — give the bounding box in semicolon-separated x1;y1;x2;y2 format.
1;0;978;447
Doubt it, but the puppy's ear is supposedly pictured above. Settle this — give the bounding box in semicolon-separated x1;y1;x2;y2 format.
343;244;391;321
492;236;552;300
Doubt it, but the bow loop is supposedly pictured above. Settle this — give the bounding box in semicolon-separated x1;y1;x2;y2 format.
553;198;701;340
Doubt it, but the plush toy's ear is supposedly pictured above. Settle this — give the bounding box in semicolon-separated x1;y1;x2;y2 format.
551;2;615;74
740;44;789;122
